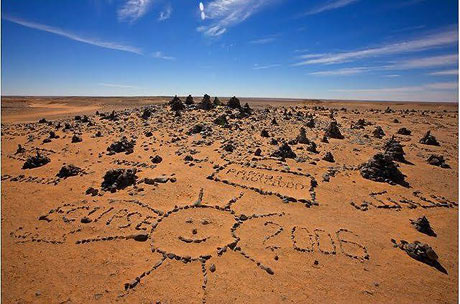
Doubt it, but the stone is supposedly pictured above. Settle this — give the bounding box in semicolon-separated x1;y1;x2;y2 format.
101;168;138;191
185;94;194;105
57;164;82;178
199;94;214;110
360;153;407;186
227;96;241;109
169;95;185;111
71;134;82;143
427;155;450;168
107;137;136;154
410;216;436;236
323;152;335;162
23;152;50;169
324;121;344;139
372;126;385;138
151;155;163;164
384;136;406;162
397;127;412;135
419;131;439;146
271;143;297;159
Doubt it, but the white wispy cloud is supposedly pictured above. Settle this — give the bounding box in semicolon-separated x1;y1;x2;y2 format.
4;15;142;55
252;64;281;70
152;51;175;60
385;54;458;69
332;82;457;93
158;5;172;21
99;83;139;89
309;54;457;76
383;74;400;78
118;0;153;23
250;37;276;44
198;0;276;37
428;69;458;76
304;0;359;16
294;28;457;66
309;67;371;76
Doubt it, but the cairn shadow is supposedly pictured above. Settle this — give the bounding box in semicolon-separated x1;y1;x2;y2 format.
409;256;448;274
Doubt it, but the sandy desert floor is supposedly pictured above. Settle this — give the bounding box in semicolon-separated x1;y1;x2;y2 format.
1;96;458;303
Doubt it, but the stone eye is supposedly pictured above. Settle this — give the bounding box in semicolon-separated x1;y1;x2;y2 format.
201;219;210;225
185;218;193;224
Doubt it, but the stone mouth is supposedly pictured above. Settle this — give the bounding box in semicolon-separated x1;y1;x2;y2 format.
178;236;209;243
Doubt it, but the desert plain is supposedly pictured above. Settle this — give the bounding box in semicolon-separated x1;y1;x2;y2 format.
1;95;458;303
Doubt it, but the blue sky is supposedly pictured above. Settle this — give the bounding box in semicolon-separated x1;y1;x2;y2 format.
2;0;459;102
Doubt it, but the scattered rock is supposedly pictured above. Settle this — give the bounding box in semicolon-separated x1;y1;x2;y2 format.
410;216;436;236
325;121;344;139
323;152;335;162
360;153;407;186
151;155;163;164
272;143;297;159
101;168;138;192
419;131;439;146
57;164;82;178
372;126;385;138
23;152;50;169
397;127;412;135
107;137;135;154
427;155;450;168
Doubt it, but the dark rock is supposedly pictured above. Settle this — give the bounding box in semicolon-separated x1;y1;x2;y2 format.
410;216;436;236
189;124;203;134
214;115;228;126
227;96;241;109
255;148;262;156
57;164;82;178
323;152;335;162
296;127;309;144
213;97;222;106
81;216;92;224
397;127;412;135
133;233;148;242
419;131;439;146
325;121;344;139
185;94;194;105
71;134;82;143
384;136;406;162
399;240;439;267
427;155;450;168
107;137;135;154
360;153;407;186
261;130;270;137
271;118;278;125
169;96;185;111
372;126;385;138
151;155;163;164
306;118;315;128
142;108;152;119
199;94;214;110
101;168;138;191
85;187;99;196
223;143;234;152
16;144;26;154
23;152;50;169
272;143;296;159
209;263;216;272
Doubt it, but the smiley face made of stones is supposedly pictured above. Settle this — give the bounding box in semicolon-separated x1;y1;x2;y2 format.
150;204;238;260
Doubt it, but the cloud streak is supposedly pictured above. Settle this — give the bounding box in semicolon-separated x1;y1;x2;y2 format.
250;37;276;44
99;83;139;89
4;15;142;55
294;28;457;66
152;51;175;60
252;64;281;70
198;0;276;37
304;0;359;16
309;67;372;76
118;0;153;23
428;69;458;76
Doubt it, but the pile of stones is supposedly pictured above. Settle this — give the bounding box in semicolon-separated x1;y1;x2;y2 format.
360;153;407;186
23;152;50;169
101;168;138;192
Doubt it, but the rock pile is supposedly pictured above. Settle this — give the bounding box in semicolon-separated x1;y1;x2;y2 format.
23;152;50;169
384;136;406;162
397;127;412;135
373;126;385;138
398;240;440;267
271;143;297;159
185;95;194;105
360;153;407;186
169;96;185;111
101;168;138;192
324;121;344;139
107;137;135;154
227;96;241;109
199;94;214;110
57;164;82;178
427;155;450;168
410;216;436;236
419;131;439;146
323;152;335;162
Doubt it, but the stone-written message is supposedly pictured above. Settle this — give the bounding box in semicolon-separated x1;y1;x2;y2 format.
214;164;314;202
